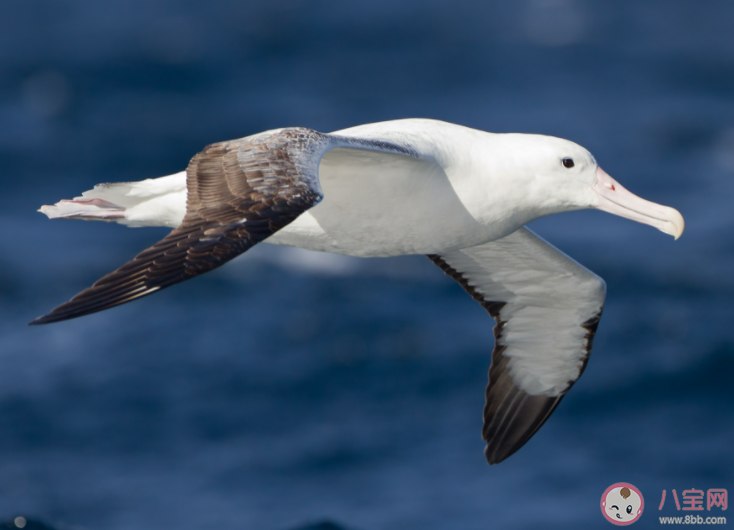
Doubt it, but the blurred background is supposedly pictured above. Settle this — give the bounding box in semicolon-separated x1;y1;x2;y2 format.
1;0;732;528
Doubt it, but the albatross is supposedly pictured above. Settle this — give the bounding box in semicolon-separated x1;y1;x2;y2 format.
31;119;684;464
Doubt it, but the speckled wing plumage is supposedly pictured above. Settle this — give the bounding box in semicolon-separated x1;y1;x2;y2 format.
31;128;334;325
428;227;606;465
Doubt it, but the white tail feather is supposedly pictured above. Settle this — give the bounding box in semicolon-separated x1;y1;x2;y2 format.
39;172;187;228
40;199;126;222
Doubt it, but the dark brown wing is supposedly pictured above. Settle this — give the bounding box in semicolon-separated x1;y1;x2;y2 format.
428;228;606;465
30;128;330;325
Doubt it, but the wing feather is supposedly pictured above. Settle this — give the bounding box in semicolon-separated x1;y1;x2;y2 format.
429;227;605;464
31;129;327;324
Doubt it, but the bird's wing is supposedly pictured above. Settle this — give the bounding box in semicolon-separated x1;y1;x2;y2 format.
31;128;416;325
428;227;606;464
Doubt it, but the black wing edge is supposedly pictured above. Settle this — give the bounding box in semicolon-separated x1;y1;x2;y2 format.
28;221;254;325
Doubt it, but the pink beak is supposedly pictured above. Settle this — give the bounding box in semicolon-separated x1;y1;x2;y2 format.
593;167;685;239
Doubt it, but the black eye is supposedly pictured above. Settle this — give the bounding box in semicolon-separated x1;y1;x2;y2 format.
626;505;633;514
562;158;575;168
611;505;619;511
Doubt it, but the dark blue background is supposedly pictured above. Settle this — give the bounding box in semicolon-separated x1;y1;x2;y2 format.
1;1;732;528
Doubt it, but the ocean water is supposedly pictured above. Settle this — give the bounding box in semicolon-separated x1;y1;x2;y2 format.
0;1;733;529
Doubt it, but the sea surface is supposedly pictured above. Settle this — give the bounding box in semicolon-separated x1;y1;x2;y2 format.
0;1;733;529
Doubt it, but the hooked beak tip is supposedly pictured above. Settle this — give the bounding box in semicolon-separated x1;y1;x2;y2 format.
668;208;685;240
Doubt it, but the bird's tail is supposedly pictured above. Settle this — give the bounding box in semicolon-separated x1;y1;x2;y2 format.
38;172;187;228
40;197;127;222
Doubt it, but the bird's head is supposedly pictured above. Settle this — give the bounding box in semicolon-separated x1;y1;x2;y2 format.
499;134;684;239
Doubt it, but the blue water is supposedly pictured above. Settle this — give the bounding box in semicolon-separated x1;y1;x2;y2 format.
1;1;733;529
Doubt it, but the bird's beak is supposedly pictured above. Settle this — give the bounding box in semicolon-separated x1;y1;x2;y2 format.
593;167;685;239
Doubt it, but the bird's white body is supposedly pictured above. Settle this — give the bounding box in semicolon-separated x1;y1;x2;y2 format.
274;121;498;256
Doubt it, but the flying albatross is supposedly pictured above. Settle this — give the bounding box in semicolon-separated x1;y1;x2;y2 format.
31;119;684;465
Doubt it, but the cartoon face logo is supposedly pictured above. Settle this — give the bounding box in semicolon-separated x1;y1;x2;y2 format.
601;483;644;525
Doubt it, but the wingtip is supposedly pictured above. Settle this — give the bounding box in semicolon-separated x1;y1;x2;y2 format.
28;313;59;326
28;301;96;325
483;444;514;466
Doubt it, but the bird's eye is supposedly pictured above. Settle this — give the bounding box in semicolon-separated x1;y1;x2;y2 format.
562;158;575;168
626;505;633;514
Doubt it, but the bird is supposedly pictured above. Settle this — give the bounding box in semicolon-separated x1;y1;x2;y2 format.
31;119;684;465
